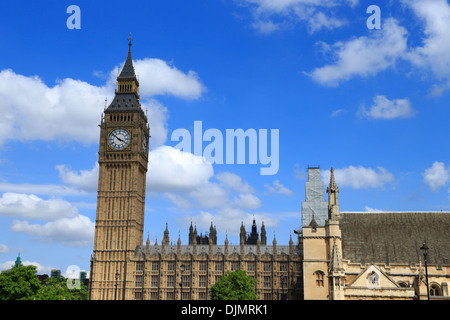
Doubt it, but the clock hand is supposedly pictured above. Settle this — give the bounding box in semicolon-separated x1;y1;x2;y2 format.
113;134;125;143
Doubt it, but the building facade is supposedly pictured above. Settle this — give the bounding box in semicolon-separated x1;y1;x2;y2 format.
89;39;450;300
300;167;450;300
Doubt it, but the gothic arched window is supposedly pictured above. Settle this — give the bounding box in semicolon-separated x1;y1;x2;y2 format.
430;284;441;296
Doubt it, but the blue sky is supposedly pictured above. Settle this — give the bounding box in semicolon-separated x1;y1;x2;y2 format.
0;0;449;276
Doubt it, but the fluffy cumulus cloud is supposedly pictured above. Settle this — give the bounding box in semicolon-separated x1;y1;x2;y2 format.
10;215;94;247
148;146;214;192
321;165;394;189
134;58;205;100
0;55;204;146
0;193;78;221
359;95;415;120
0;192;94;246
422;161;450;191
56;163;99;193
306;0;450;89
404;0;450;79
0;70;108;145
309;18;408;86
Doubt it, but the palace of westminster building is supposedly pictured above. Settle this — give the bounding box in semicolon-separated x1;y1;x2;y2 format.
88;39;450;300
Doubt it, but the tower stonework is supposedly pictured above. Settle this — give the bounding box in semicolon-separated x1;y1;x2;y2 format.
89;37;150;300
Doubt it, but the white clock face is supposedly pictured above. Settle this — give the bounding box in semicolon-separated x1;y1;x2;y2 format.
108;128;130;150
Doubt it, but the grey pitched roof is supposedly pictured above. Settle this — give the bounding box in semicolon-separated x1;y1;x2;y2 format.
106;93;140;112
340;211;450;266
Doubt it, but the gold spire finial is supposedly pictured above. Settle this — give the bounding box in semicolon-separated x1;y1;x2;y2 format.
128;32;132;47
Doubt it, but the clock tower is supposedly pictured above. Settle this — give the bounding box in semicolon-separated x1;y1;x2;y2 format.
89;35;149;300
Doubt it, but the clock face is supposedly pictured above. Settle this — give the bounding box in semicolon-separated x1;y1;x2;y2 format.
108;128;130;150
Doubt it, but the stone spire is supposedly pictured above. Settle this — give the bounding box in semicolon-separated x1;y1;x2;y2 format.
240;221;246;245
163;222;170;246
260;221;267;245
327;167;340;221
329;239;344;274
328;238;345;300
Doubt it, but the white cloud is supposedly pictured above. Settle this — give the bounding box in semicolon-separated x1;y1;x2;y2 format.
423;161;449;191
215;172;255;193
236;0;357;34
134;58;205;100
233;193;262;210
321;166;394;189
0;55;204;146
330;108;346;117
144;99;169;149
359;95;415;119
364;206;384;212
404;0;450;80
0;182;90;197
11;214;94;247
56;163;99;193
264;180;294;196
0;193;78;221
147;146;214;192
309;18;408;86
0;192;94;246
308;11;347;33
0;69;108;145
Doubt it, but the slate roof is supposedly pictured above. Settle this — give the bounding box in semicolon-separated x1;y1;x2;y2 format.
340;211;450;266
106;93;140;112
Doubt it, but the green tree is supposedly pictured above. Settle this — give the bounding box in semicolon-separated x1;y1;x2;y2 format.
0;264;89;300
210;269;257;300
35;277;89;300
0;265;42;300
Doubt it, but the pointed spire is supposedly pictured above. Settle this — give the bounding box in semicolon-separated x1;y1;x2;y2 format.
329;239;344;274
327;167;339;194
118;33;136;80
327;166;340;220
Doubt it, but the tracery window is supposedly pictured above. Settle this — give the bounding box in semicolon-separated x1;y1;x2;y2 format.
430;284;441;296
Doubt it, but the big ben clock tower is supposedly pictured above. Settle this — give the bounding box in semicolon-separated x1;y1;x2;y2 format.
89;35;149;300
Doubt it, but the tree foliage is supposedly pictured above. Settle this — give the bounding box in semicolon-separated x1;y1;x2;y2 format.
210;269;257;300
0;264;88;300
0;265;42;300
